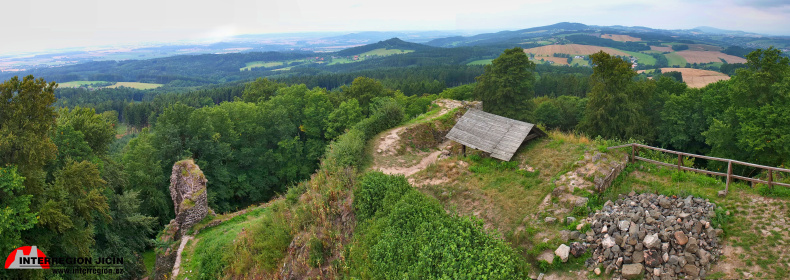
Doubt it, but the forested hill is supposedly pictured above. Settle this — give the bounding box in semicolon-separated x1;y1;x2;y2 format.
425;22;590;47
335;38;435;56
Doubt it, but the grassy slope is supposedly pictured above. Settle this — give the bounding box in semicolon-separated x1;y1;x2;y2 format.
467;59;493;65
240;61;283;71
106;82;163;90
665;52;688;67
621;50;657;65
359;48;414;56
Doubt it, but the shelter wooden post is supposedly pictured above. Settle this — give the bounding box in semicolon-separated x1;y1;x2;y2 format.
631;144;636;163
768;170;773;190
677;154;682;172
462;145;466;157
724;160;732;193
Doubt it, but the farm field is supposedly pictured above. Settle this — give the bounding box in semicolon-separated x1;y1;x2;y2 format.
622;50;656;65
570;58;589;66
686;44;722;51
676;50;747;64
660;67;730;88
106;82;163;90
328;57;357;65
240;61;283;71
58;80;109;88
467;59;493;65
523;44;628;56
359;48;414;56
650;45;673;52
600;34;641;42
665;52;688;66
533;56;569;65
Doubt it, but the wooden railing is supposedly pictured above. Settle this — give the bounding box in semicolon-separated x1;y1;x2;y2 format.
608;143;790;195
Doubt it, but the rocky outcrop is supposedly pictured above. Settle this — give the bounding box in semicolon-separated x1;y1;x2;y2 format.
153;160;211;280
169;159;209;239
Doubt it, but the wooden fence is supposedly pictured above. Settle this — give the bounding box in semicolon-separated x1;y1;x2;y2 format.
608;143;790;195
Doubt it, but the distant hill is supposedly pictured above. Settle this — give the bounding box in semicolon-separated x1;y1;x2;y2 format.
334;38;435;56
691;26;763;37
425;22;590;47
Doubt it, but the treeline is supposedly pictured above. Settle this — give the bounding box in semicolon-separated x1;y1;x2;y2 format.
477;46;790;173
565;34;650;52
1;51;314;86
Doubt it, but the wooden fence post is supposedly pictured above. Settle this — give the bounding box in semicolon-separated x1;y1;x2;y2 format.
768;169;773;190
677;154;682;172
631;144;635;163
724;160;732;193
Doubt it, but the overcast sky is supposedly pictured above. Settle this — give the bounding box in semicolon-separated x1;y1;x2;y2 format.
3;0;789;54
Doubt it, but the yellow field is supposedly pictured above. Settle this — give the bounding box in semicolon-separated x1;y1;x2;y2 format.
523;44;628;56
106;82;163;90
660;68;730;88
676;51;747;64
650;45;673;52
687;44;722;51
601;34;641;42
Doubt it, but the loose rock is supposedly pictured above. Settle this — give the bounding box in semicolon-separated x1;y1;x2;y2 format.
555;244;570;262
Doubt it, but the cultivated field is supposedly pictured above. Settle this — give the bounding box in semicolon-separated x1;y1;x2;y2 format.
687;44;722;51
533;56;570;65
601;34;641;42
240;61;283;71
523;44;628;56
676;51;747;64
622;50;656;65
650;45;673;52
665;52;688;66
58;81;108;88
106;82;163;90
359;48;414;56
661;67;730;88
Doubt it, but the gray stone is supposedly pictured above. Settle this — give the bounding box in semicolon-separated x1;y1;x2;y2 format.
537;250;554;264
566;216;577;224
683;264;700;277
594;267;601;275
570;242;586;257
698;249;711;265
537;273;545;280
632;250;644;263
555;244;570;262
644;250;662;268
622;263;644;279
685;237;699;253
644;233;661;249
545;217;557;224
653;267;661;277
619;220;631;231
603;235;616;248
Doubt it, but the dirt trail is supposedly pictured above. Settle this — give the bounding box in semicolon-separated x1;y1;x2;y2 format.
371;99;467;177
171;235;193;278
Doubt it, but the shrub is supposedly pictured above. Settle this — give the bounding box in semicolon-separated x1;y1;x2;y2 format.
353;172;411;221
351;173;526;279
325;129;367;168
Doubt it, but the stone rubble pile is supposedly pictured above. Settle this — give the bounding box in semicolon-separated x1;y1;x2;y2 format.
583;192;723;279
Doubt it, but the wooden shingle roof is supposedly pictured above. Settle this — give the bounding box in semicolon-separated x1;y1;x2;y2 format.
446;109;545;161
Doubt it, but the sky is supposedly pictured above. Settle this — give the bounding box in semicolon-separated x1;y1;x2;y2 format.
3;0;789;54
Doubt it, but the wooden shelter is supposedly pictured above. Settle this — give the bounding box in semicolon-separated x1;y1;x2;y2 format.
446;109;546;161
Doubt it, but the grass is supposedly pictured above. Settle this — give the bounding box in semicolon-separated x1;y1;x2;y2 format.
570;58;589;67
328;57;358;65
358;48;414;57
622;50;656;65
240;61;283;71
58;80;109;88
143;250;156;276
177;206;270;280
115;122;128;135
665;52;688;67
106;82;163;90
467;59;493;65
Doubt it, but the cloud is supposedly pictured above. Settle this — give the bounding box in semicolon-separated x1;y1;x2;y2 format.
735;0;790;9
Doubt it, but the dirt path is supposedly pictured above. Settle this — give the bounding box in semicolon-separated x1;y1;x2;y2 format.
171;235;193;278
371;99;467;177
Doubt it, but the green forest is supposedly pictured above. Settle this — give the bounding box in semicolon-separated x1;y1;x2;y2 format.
2;39;789;279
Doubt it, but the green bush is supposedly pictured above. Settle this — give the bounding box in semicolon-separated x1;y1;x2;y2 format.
351;173;526;279
308;237;327;268
325;129;367;168
353;172;411;221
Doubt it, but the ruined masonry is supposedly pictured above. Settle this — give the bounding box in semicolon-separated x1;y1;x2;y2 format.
153;159;210;280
